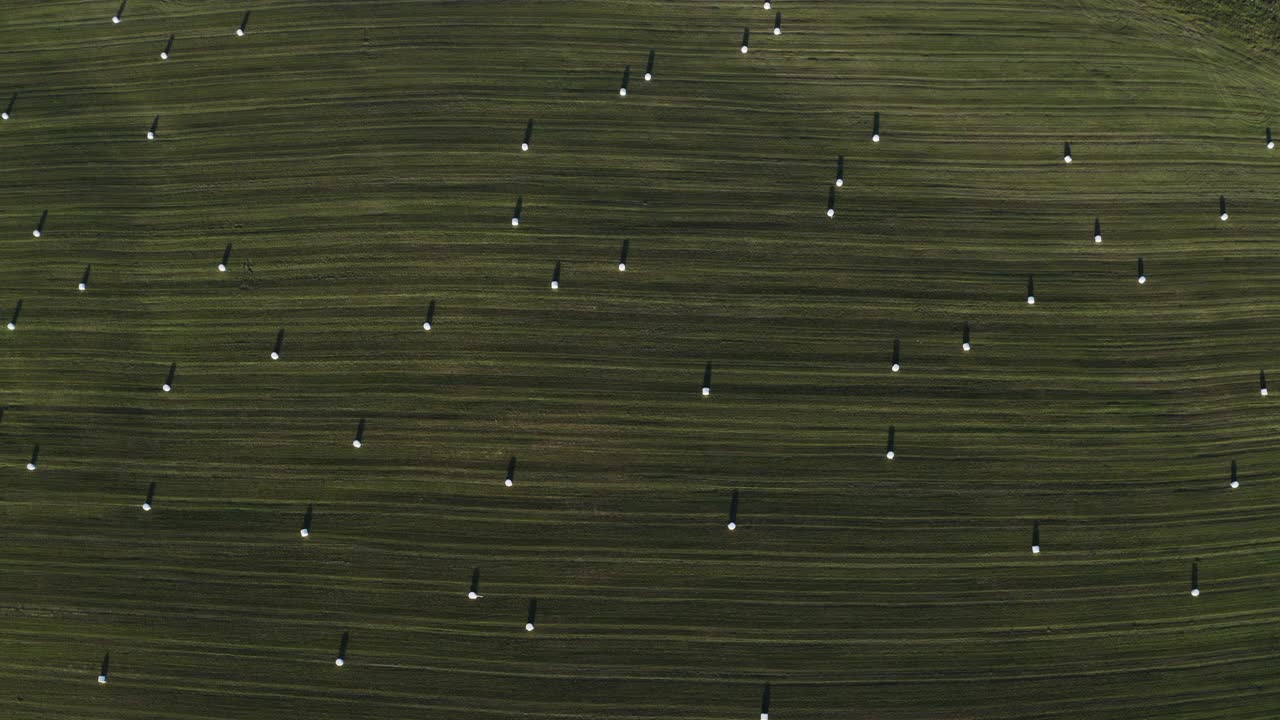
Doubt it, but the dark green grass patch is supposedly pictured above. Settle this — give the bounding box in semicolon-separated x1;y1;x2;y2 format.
1;1;1278;718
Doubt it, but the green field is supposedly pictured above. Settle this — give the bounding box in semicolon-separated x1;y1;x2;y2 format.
2;1;1279;718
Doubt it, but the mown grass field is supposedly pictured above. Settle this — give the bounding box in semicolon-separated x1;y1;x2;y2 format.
2;1;1279;718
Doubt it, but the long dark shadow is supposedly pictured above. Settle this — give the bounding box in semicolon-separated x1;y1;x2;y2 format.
7;298;23;329
336;631;350;665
